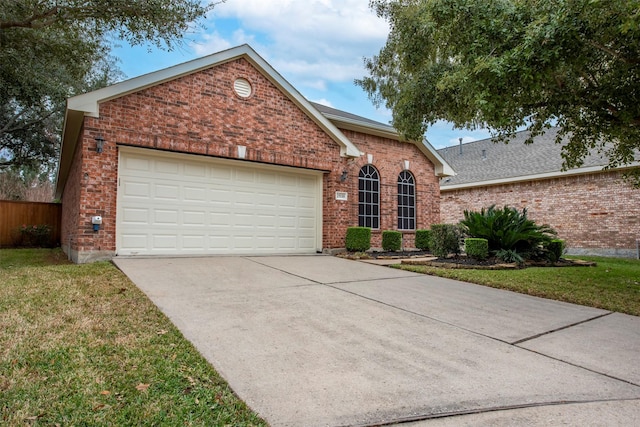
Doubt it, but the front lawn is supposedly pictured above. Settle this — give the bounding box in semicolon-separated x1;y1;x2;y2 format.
395;256;640;316
0;248;266;426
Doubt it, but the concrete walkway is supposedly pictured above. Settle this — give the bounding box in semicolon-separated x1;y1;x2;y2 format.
113;255;640;426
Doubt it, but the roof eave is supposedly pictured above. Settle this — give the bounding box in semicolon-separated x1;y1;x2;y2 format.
324;115;456;177
54;108;85;199
420;139;456;177
65;45;362;153
440;162;640;191
57;45;363;195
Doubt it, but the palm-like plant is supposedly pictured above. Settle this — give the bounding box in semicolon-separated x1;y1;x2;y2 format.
460;205;556;258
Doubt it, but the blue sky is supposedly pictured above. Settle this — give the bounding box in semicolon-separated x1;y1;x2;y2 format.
111;0;491;149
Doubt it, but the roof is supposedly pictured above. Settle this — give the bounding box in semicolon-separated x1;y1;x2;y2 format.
310;102;396;130
310;102;455;177
437;128;622;190
56;44;453;197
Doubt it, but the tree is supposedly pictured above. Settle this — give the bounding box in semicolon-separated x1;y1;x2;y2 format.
0;167;54;201
0;0;216;171
358;0;640;184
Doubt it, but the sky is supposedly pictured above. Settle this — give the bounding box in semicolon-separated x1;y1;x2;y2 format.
111;0;492;149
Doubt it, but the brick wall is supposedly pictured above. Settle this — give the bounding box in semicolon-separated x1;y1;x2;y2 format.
440;170;640;257
332;130;441;248
61;57;442;261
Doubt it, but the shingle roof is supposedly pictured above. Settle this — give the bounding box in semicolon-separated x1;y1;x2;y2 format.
437;128;610;187
310;102;395;130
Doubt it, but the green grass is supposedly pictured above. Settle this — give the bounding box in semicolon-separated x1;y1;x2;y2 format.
395;256;640;316
0;248;266;426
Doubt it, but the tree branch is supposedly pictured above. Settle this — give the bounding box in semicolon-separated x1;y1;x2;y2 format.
0;7;59;30
0;109;56;135
587;40;640;65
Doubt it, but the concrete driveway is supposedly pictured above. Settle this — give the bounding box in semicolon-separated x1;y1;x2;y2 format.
113;255;640;426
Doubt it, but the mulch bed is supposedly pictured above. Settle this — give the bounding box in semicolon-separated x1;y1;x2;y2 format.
337;250;432;260
337;251;597;269
402;256;596;270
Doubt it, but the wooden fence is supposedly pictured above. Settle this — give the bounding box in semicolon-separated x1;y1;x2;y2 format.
0;200;62;248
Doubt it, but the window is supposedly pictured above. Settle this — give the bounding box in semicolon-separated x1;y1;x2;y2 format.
397;170;415;230
358;165;380;229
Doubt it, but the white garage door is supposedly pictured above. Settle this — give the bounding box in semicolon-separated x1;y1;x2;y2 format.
116;148;322;256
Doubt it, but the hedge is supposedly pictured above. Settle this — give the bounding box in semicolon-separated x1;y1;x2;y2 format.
547;239;565;263
465;238;489;260
415;229;431;251
346;227;371;252
381;230;402;251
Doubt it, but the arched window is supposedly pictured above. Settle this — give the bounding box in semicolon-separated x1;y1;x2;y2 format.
358;165;380;229
397;170;415;230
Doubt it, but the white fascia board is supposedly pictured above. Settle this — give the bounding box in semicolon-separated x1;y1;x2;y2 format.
440;162;640;191
55;109;84;198
321;112;398;137
65;44;361;158
420;139;456;177
323;115;455;177
67;45;256;117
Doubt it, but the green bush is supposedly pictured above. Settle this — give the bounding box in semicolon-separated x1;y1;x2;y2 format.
345;227;371;252
495;248;524;265
17;224;53;247
415;229;432;251
430;224;462;258
465;238;488;260
459;205;556;258
546;239;565;263
381;230;402;251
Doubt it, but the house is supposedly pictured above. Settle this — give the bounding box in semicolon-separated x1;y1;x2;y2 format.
55;44;454;263
438;128;640;258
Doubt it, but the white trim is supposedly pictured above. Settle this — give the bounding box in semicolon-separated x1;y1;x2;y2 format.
116;146;324;255
321;112;455;177
440;163;639;191
422;139;457;177
66;44;361;157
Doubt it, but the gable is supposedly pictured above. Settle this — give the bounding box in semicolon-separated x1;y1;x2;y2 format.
97;58;344;163
55;44;453;198
312;102;455;177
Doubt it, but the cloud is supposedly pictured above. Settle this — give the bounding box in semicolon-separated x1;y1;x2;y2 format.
201;0;389;90
310;98;334;107
192;28;258;56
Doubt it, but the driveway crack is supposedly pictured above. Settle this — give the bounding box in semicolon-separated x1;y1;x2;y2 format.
511;312;613;345
342;398;640;427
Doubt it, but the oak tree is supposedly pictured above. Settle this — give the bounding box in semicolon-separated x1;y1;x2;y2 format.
0;0;216;171
359;0;640;182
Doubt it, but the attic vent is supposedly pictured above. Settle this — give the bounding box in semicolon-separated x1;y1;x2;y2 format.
234;78;252;98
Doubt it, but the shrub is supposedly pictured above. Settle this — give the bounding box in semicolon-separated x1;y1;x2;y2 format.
546;239;565;263
415;229;432;251
460;205;556;258
430;224;462;258
495;249;524;265
345;227;371;252
17;224;52;247
465;238;488;260
381;230;402;251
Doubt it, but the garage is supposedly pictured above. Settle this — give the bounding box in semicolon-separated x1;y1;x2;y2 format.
116;147;323;256
56;45;451;263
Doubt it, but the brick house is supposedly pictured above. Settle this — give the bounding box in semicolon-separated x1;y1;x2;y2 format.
438;128;640;258
55;45;454;263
